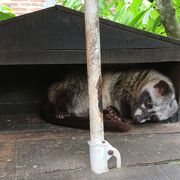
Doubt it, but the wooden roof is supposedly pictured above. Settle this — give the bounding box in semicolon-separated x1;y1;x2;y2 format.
0;5;179;65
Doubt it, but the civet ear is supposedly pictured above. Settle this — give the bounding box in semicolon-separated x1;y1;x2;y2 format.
154;80;171;96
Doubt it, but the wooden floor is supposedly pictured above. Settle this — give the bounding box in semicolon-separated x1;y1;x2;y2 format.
0;115;180;180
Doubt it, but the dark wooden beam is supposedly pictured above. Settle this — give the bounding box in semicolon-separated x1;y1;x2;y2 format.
0;48;179;65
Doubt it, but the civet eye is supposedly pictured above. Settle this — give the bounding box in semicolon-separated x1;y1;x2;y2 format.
144;100;153;109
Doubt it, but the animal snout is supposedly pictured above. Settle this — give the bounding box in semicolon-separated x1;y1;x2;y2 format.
149;114;159;122
133;115;146;124
133;108;146;123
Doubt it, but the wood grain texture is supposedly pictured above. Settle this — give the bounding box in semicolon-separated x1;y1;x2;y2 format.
0;48;179;65
0;10;173;50
0;130;180;179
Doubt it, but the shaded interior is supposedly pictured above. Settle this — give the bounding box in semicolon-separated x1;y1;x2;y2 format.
0;62;179;131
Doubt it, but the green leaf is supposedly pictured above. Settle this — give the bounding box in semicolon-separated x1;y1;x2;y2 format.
142;7;153;24
129;10;146;27
152;16;161;32
0;11;15;21
113;1;125;22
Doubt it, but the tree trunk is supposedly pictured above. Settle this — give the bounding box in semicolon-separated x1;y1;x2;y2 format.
157;0;180;39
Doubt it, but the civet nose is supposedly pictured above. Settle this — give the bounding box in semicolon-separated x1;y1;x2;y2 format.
133;115;145;124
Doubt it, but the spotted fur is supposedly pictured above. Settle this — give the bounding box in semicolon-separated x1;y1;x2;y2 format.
41;69;178;131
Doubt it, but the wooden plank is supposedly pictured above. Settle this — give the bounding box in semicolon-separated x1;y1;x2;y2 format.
0;120;180;140
0;131;180;178
0;8;179;51
1;164;180;180
0;10;86;50
166;63;180;121
0;48;179;65
100;23;174;49
0;5;179;51
56;5;180;46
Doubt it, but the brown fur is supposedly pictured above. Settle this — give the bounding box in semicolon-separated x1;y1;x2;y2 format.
41;69;178;132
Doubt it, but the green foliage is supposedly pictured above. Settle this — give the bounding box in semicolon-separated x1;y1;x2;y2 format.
0;5;15;21
63;0;84;11
0;0;179;37
173;0;180;23
59;0;179;36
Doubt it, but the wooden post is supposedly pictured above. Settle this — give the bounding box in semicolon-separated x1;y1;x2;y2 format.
84;0;121;174
84;0;104;144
